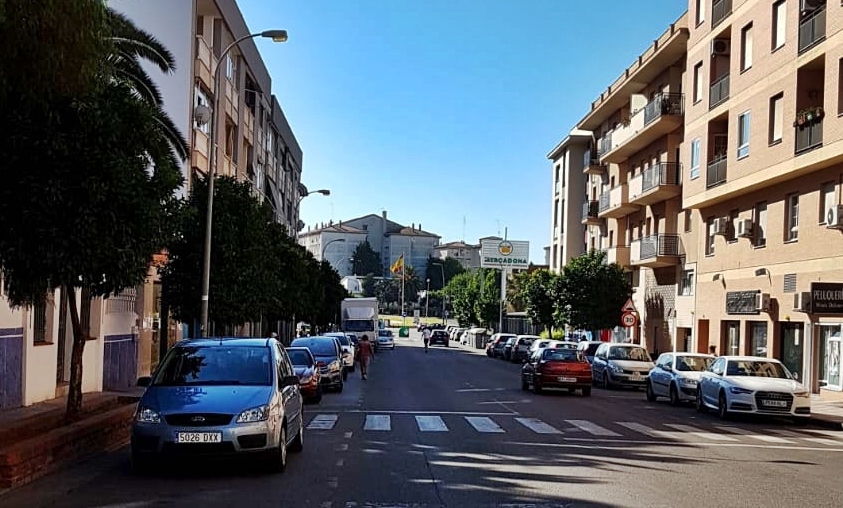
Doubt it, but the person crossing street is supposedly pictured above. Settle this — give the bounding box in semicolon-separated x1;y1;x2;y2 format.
421;326;431;353
356;334;375;379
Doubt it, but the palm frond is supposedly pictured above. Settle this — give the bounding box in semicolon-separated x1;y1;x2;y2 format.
107;9;176;72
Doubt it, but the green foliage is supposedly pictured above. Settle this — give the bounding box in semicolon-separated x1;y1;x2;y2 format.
539;329;566;340
555;250;632;331
350;241;382;276
426;257;466;290
361;274;376;297
475;269;501;327
518;269;558;333
507;270;529;312
443;272;479;326
402;265;420;304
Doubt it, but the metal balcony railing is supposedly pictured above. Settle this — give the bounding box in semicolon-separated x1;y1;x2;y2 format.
712;0;732;28
597;133;612;157
599;191;611;212
638;234;680;260
643;93;685;125
582;200;599;221
706;155;727;188
795;120;823;154
798;7;826;54
709;74;730;109
642;162;681;193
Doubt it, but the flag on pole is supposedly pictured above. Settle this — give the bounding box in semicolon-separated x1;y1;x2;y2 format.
390;254;404;275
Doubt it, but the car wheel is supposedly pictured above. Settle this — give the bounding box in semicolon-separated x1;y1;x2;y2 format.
717;391;730;420
267;426;287;473
602;372;612;390
695;390;708;413
669;384;680;406
289;423;304;453
521;375;528;391
532;378;543;394
582;387;592;397
645;381;657;402
342;368;348;381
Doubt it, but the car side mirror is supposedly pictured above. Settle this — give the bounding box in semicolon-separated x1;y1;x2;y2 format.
137;376;152;387
282;375;300;387
792;372;799;381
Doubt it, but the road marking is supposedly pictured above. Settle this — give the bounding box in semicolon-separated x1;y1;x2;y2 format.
364;414;391;431
512;440;843;452
663;423;739;441
456;388;493;392
307;414;338;430
767;428;808;438
515;417;562;434
465;416;505;433
416;415;449;432
344;431;353;438
343;409;515;415
327;476;339;488
803;437;842;446
321;502;332;508
336;443;349;451
714;425;795;443
564;419;620;437
617;421;679;439
335;459;345;467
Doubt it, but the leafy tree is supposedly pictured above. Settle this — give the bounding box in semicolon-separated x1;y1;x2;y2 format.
361;274;377;297
519;269;558;334
507;270;530;312
350;241;381;276
475;269;501;328
401;265;421;304
444;272;479;326
555;250;632;333
426;257;466;291
318;260;349;328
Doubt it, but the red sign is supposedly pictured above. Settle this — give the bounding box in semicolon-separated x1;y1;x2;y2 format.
621;311;638;328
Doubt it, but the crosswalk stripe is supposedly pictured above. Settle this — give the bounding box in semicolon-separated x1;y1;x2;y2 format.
465;416;505;433
308;413;338;430
416;415;448;432
564;419;620;436
364;415;391;431
663;423;739;441
617;422;679;439
803;437;842;446
515;417;562;434
767;428;808;438
714;425;794;443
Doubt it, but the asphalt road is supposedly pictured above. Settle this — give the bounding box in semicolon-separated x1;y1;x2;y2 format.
3;330;843;508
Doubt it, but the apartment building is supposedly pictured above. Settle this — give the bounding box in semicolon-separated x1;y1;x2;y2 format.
546;130;590;272
685;0;843;397
432;241;482;272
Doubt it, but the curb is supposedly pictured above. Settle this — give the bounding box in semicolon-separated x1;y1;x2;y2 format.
809;416;843;430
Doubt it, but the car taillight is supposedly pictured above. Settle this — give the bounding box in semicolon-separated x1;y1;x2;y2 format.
316;361;326;367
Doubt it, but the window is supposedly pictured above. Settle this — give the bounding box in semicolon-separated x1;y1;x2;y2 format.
684;209;693;232
769;93;783;144
786;193;799;241
750;322;768;357
693;62;703;103
754;202;767;247
226;54;237;81
839;58;843;116
772;1;786;51
728;209;739;242
740;23;753;71
737;112;751;158
695;0;706;25
690;138;701;179
679;269;695;296
705;217;715;256
821;182;836;223
193;86;211;134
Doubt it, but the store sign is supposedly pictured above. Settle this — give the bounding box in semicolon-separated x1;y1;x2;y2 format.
811;282;843;314
725;290;760;315
480;239;530;270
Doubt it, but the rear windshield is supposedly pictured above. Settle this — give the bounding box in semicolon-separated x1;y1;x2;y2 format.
581;343;601;355
608;346;651;361
676;356;714;372
290;338;338;356
432;331;448;338
153;345;271;386
286;349;313;366
543;348;582;362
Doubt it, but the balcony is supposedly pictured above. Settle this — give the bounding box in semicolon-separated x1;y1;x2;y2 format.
602;245;631;266
709;74;730;110
583;150;607;175
221;155;237;177
191;128;210;172
598;183;639;218
601;94;685;164
795;119;823;155
629;162;681;205
706;155;727;188
242;107;255;144
581;200;601;226
711;0;732;29
631;234;681;268
798;7;825;54
194;36;216;89
596;133;612;157
224;79;239;120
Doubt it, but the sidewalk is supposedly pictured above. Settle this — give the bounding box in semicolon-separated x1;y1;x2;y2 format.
810;395;843;429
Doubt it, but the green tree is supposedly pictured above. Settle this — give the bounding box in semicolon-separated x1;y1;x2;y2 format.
444;272;479;326
475;269;501;328
401;265;421;305
350;241;382;276
507;270;530;312
361;274;377;297
426;257;466;291
518;269;557;333
555;250;632;333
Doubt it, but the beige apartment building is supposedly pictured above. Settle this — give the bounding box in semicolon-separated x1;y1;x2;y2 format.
684;0;843;397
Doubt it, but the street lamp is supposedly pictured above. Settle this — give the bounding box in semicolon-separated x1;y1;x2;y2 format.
198;29;288;337
425;278;430;318
433;261;445;323
299;188;330;204
322;238;346;259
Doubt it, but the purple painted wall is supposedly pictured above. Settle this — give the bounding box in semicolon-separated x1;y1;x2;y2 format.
0;327;24;409
103;333;138;391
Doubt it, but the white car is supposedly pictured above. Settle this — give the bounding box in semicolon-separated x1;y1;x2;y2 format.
377;329;395;350
647;352;715;405
696;356;811;422
324;332;356;373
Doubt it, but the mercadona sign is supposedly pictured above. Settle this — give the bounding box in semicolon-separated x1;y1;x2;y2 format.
480;239;530;270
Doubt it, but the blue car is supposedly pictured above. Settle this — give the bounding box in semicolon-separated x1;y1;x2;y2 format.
131;337;304;473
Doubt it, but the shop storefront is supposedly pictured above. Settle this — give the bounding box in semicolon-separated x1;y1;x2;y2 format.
810;282;843;395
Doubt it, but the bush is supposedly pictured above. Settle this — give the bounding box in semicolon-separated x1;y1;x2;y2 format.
539;329;565;340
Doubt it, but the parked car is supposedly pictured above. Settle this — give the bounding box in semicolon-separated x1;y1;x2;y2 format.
131;337;304;473
286;346;323;403
324;332;356;374
696;356;811;422
377;328;395;350
521;343;592;396
591;343;654;389
577;341;604;364
487;333;516;358
429;329;449;347
289;336;346;392
510;335;539;363
646;352;715;405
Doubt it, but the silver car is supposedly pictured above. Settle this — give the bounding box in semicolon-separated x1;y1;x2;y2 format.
647;352;715;405
131;337;304;473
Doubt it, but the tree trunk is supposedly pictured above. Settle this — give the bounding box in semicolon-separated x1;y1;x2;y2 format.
65;286;91;421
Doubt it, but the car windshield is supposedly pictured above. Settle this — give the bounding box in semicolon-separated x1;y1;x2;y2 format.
608;346;651;361
290;338;337;357
286;349;313;366
543;348;582;362
379;330;393;337
676;356;714;372
153;345;271;386
726;360;791;378
333;335;350;346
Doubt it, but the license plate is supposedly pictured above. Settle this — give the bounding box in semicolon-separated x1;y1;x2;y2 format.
558;376;577;383
631;372;642;380
175;432;222;443
761;399;788;408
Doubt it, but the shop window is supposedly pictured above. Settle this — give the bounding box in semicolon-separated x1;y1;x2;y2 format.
819;325;841;390
749;322;767;356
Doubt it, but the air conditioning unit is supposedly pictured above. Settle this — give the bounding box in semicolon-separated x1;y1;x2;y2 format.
827;205;843;229
755;292;771;312
711;38;730;56
793;292;811;312
712;217;728;236
801;0;825;14
736;219;753;238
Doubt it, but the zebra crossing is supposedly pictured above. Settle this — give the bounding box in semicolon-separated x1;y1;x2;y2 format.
305;412;843;447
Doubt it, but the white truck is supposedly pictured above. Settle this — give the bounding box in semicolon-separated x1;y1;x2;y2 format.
340;297;380;347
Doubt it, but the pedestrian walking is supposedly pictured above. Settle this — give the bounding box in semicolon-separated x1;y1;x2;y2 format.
357;334;375;380
421;326;431;352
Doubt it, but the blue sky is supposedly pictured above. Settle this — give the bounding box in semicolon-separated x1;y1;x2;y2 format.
242;0;687;263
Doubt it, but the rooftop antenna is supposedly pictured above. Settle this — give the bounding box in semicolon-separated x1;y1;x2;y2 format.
504;226;508;240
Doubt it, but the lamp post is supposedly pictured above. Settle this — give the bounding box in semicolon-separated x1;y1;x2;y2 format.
322;238;346;260
425;278;430;318
198;29;288;337
298;188;330;204
433;261;445;323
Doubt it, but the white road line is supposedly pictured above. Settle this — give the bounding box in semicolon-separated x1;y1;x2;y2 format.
336;443;349;451
343;409;515;415
802;429;843;438
663;423;739;441
327;477;339;488
617;422;680;439
714;425;795;443
416;415;449;432
465;416;505;433
564;419;620;437
767;428;809;438
343;431;353;438
307;414;338;430
803;437;843;446
335;459;345;467
515;417;562;434
456;388;492;392
364;414;391;431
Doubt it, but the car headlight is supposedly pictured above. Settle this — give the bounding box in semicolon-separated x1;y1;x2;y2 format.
729;386;753;395
236;405;269;424
136;407;161;424
609;363;622;373
793;391;809;398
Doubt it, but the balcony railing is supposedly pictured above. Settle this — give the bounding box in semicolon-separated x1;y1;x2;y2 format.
599;191;611;212
795;120;823;154
637;234;680;260
712;0;732;29
583;150;601;168
582;200;599;221
643;93;685;126
642;162;681;192
706;155;727;188
597;133;612;157
709;74;730;109
798;7;826;54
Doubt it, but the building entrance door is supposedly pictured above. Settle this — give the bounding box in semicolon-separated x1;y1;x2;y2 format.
779;323;804;379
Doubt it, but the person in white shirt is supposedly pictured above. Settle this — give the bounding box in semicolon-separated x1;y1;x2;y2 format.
421;327;431;352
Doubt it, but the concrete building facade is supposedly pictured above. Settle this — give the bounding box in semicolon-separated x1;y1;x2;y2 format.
547;129;590;273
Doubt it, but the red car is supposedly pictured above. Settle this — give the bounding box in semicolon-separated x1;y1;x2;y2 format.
520;342;592;396
286;346;322;403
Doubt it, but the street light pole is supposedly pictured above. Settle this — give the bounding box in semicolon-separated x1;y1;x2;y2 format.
425;278;430;318
322;238;346;260
298;188;330;205
434;261;446;323
199;29;288;337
